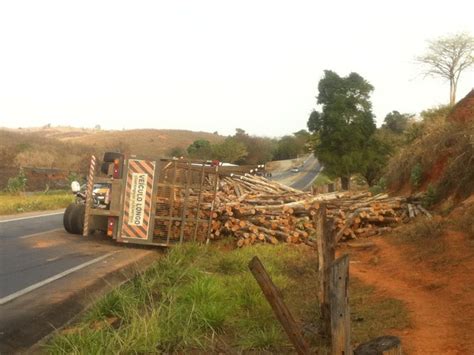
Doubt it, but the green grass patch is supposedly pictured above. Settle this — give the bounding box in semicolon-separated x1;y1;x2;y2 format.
46;243;409;353
0;191;73;215
313;172;333;187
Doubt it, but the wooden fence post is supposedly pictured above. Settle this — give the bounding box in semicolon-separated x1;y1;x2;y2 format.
330;255;351;355
314;204;335;337
248;256;311;355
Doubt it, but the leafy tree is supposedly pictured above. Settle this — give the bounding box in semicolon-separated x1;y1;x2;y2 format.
211;137;248;163
272;135;299;160
416;32;474;105
232;129;275;164
362;134;392;186
187;139;212;159
382;111;411;134
307;70;376;189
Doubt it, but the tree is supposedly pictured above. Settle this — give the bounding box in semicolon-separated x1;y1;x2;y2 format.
187;139;212;159
307;70;376;189
212;137;248;163
382;111;411;134
232;128;275;164
273;136;298;160
416;32;474;105
362;134;392;186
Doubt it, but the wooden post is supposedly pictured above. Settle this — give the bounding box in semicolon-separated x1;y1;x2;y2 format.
330;255;351;355
314;204;335;337
248;256;311;355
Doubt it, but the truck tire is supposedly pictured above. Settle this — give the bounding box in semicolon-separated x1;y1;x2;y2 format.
63;203;75;233
103;152;124;163
70;204;86;235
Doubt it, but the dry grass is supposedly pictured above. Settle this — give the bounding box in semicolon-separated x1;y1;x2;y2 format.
385;117;474;198
389;217;459;270
0;127;224;171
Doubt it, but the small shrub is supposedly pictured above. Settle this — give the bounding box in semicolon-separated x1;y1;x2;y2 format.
410;163;423;188
369;177;387;195
422;184;439;208
6;168;27;193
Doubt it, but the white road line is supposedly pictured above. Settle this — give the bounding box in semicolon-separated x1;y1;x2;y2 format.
0;211;64;224
0;252;116;305
19;228;64;239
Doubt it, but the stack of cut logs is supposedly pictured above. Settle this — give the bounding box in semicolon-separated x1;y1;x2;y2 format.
209;173;432;247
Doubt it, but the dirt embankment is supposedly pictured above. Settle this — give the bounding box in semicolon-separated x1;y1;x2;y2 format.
347;223;474;354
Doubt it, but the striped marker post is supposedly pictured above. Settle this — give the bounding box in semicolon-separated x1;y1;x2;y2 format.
83;155;97;236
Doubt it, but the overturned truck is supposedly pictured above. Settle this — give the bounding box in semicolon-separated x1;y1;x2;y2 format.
63;152;264;247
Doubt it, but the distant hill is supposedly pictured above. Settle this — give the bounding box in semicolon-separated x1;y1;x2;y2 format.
0;127;224;171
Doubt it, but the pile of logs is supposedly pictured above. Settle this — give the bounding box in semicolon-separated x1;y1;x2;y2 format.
209;174;432;247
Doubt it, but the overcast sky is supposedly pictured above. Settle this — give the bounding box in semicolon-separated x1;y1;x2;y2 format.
0;0;473;137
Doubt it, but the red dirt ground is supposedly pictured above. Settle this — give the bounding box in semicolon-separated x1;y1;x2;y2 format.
449;89;474;124
347;231;474;354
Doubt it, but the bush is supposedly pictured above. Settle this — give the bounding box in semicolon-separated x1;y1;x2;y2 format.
410;163;423;188
6;168;27;193
369;177;387;195
422;184;439;208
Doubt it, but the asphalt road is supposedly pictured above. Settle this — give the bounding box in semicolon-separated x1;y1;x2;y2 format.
0;210;158;352
0;212;91;299
271;155;322;190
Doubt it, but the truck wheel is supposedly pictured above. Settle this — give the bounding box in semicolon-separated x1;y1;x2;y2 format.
70;204;86;235
63;203;75;233
103;152;124;163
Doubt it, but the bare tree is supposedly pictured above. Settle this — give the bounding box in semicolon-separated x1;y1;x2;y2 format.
417;32;474;105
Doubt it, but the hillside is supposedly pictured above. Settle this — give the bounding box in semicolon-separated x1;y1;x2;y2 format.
62;128;224;159
385;89;474;201
0;127;224;171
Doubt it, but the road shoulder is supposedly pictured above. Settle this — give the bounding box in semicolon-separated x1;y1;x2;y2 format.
0;246;162;353
0;209;65;222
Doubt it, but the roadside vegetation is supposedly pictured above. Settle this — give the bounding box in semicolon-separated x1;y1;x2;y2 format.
0;190;73;215
46;243;409;354
184;128;310;164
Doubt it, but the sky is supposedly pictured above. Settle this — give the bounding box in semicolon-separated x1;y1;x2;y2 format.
0;0;473;137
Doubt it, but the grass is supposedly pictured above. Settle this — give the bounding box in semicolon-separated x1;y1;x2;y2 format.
313;172;333;187
0;190;73;215
46;243;410;354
